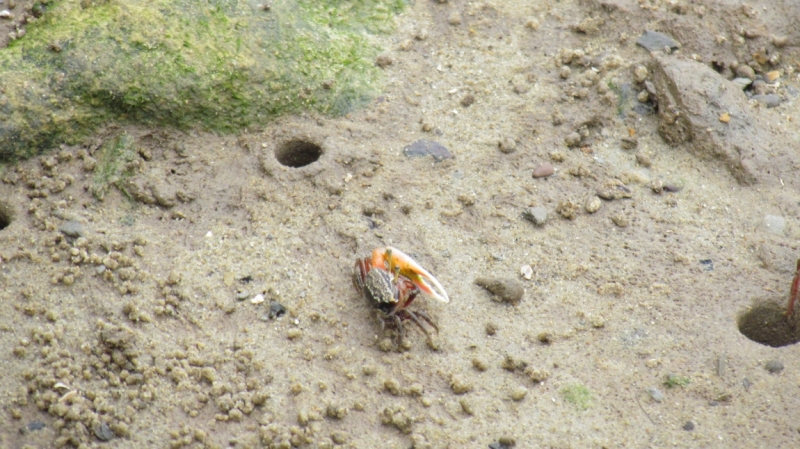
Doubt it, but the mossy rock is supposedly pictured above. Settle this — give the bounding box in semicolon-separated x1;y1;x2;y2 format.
0;0;407;161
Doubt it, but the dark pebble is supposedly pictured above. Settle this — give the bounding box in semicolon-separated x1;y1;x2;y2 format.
489;443;512;449
461;94;475;107
751;94;781;108
268;301;287;319
683;421;695;431
20;420;46;434
403;140;453;162
94;422;115;441
765;360;784;374
58;220;84;238
636;30;680;52
699;259;713;271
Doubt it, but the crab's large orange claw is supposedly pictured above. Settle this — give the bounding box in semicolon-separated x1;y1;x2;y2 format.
371;246;450;303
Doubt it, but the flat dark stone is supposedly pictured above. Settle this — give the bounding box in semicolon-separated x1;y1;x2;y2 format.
20;420;46;434
268;301;287;319
94;422;114;441
637;30;679;52
403;140;453;162
751;94;782;108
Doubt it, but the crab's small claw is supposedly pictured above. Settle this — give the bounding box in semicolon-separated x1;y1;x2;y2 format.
371;246;450;303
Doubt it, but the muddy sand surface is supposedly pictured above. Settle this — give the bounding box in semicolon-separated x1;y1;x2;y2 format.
1;0;800;448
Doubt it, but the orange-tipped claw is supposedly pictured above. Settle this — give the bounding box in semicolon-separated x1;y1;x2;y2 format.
371;246;450;303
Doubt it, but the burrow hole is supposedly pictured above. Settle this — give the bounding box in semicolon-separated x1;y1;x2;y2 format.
0;200;12;231
738;300;800;347
275;140;323;168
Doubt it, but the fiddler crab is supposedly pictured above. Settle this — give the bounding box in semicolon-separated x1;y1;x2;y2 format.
786;259;800;321
353;246;449;344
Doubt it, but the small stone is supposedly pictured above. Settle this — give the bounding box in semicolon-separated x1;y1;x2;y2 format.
520;265;533;280
525;18;539;30
403;140;453;162
651;179;664;193
564;132;581;147
683;421;695;431
637;90;650;103
611;214;629;227
633;65;649;83
537;332;553;344
286;328;303;340
94;422;115;441
331;431;349;444
636;153;651;167
636;30;679;52
59;220;84;238
498;436;517;447
268;301;287;319
250;293;265;305
0;10;14;19
719;112;730;123
731;78;752;89
375;54;393;68
448;11;461;26
474;278;524;305
765;71;781;82
752;94;781;108
763;215;785;235
459;398;474;415
522;207;547;226
460;94;475;107
772;35;788;47
735;65;755;81
584;196;602;214
510;386;528;401
532;162;554;178
765;360;784;374
646;387;664;402
499;137;517;154
485;322;498;336
559;66;572;79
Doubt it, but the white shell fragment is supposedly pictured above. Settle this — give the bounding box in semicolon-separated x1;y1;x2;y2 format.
520;265;533;280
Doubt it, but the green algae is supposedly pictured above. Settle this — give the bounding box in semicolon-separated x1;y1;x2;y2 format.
0;0;407;161
561;383;592;410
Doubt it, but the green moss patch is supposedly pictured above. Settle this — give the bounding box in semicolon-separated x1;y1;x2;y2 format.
0;0;407;161
561;383;592;410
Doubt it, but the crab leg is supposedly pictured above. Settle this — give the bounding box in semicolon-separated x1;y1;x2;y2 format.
371;246;450;303
787;259;800;318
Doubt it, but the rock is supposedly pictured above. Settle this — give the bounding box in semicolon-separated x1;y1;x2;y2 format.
763;215;785;234
732;77;753;89
474;278;524;305
584;196;602;213
94;422;115;441
683;421;695;431
646;387;664;402
532;162;554;178
402;140;453;162
59;220;84;238
765;359;784;374
522;207;547;226
499;137;517;154
735;65;756;81
752;94;781;108
460;94;475;107
268;301;287;319
636;30;679;52
649;55;792;185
